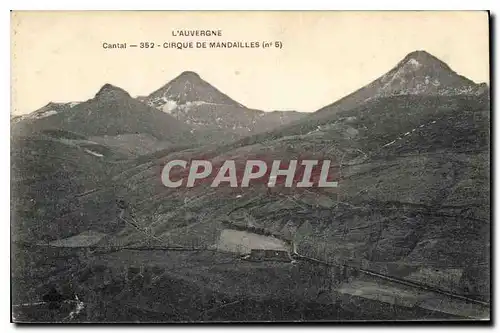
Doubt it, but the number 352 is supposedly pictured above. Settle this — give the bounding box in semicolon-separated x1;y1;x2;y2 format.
140;42;155;48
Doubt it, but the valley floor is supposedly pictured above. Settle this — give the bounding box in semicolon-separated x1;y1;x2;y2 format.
11;245;489;322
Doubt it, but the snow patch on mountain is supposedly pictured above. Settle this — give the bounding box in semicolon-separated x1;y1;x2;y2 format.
370;52;488;100
12;101;81;123
147;93;221;114
380;117;445;149
407;58;422;69
35;110;58;119
162;100;178;113
84;149;104;157
140;71;305;139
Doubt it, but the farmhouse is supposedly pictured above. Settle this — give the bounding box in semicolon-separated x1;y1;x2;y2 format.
245;249;293;263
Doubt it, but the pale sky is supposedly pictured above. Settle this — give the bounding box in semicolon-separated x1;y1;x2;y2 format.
11;11;489;115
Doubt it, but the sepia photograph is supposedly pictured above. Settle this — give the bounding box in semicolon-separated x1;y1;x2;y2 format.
10;10;491;323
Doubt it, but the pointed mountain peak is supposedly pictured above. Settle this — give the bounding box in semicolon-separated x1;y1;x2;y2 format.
177;71;201;79
314;50;488;117
168;71;205;87
95;83;131;100
36;101;73;113
395;50;454;73
44;101;60;108
402;50;441;62
145;71;241;110
373;50;483;98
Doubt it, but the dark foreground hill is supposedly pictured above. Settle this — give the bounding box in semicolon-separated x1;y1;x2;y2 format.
10;129;132;243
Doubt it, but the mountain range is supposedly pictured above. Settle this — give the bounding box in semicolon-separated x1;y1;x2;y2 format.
232;50;489;148
11;50;491;311
138;70;304;141
13;71;305;149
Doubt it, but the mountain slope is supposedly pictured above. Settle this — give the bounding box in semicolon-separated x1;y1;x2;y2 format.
144;71;242;108
10;129;132;243
314;50;487;117
110;93;489;300
107;51;490;301
140;71;304;141
11;101;81;124
10;50;490;303
371;50;488;98
12;84;197;145
231;50;489;148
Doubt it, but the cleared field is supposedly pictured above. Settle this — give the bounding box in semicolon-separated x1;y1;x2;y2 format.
215;229;288;254
48;231;107;247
